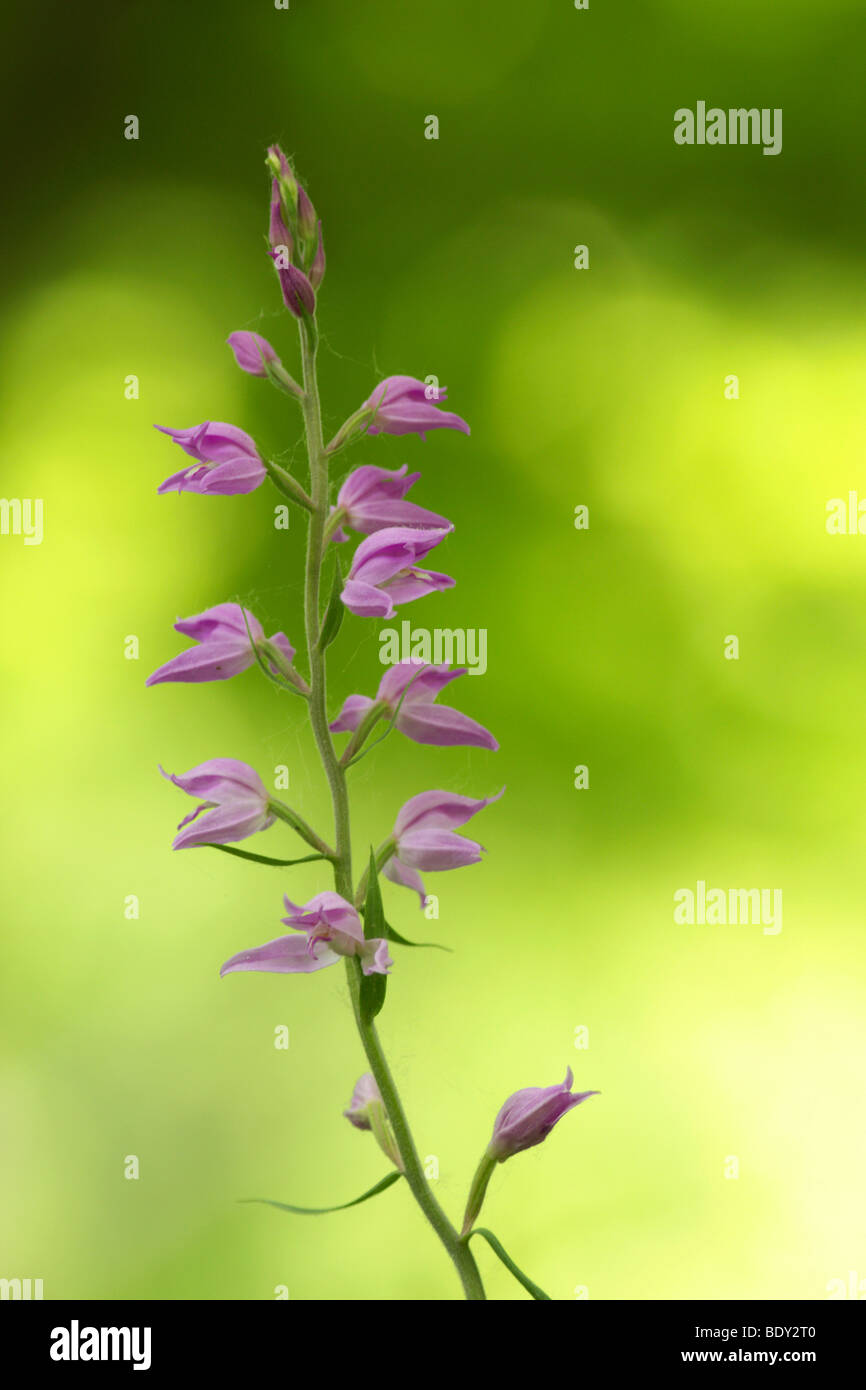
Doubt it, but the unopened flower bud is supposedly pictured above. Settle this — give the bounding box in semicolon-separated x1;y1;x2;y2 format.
309;222;326;290
488;1068;598;1161
268;251;316;319
460;1069;598;1235
226;331;280;378
268;178;293;257
297;186;317;244
266;144;298;216
343;1073;403;1170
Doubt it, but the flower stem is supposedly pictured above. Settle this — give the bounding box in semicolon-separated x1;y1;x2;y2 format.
344;955;486;1300
297;320;485;1301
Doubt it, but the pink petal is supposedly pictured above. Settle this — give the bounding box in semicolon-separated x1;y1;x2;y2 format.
394;787;504;836
329;694;375;734
394;702;498;750
396;827;483;871
220;934;337;976
340;579;395;619
172;799;274;850
382;855;427;906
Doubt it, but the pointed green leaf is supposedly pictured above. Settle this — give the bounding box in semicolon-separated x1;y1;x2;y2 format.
318;556;345;650
469;1228;552;1300
360;970;387;1023
358;909;452;952
242;1171;402;1216
383;917;452;951
360;848;388;1022
202;844;326;868
363;847;386;939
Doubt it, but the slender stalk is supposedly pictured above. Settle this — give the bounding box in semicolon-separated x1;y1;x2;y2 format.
296;319;486;1301
344;956;486;1300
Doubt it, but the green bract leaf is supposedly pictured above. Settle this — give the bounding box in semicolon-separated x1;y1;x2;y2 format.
318;556;345;650
383;918;452;951
363;847;386;939
202;844;326;868
360;848;388;1022
469;1228;552;1300
358;909;452;952
242;1171;402;1216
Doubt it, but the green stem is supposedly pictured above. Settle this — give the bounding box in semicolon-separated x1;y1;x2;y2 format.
297;321;485;1302
268;800;334;858
344;956;486;1300
460;1151;497;1236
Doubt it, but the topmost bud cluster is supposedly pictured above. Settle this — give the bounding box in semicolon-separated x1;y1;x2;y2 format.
266;145;325;318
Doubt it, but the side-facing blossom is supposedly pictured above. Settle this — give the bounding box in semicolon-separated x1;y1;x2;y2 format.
383;787;504;904
226;331;280;378
341;526;453;619
146;602;295;686
220;892;392;979
155;421;266;496
329;465;451;542
160;758;274;850
461;1068;599;1234
330;661;498;750
362;376;470;440
488;1068;599;1161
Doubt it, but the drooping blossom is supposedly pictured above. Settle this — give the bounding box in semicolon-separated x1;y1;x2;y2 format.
362;376;470;439
488;1068;599;1162
160;758;274;850
343;1073;383;1131
329;465;451;542
146;602;295;686
155;421;266;496
340;526;453;619
383;787;504;904
330;661;498;750
226;331;281;378
220;892;392;979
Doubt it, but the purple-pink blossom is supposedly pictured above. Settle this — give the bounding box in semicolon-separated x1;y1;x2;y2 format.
155;421;266;496
226;331;280;378
362;376;470;440
329;465;451;542
341;526;453;619
146;602;295;686
383;787;504;904
160;758;274;850
220;891;392;979
330;661;498;750
269;250;316;319
488;1068;599;1161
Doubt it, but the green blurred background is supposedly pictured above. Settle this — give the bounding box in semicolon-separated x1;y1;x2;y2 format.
3;0;866;1300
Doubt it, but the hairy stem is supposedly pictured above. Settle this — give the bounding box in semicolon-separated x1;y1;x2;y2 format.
297;320;485;1301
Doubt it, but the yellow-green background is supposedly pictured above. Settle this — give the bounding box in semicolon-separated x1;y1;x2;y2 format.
3;0;865;1300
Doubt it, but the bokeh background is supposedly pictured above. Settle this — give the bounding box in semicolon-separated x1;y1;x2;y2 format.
2;0;866;1301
